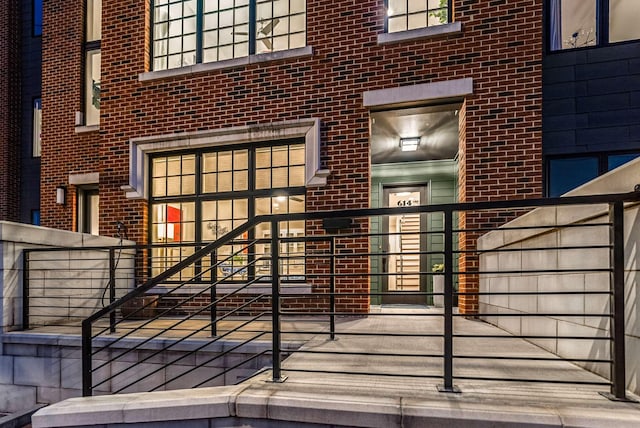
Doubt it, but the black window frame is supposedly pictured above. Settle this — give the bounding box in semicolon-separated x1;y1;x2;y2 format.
148;139;307;283
150;0;307;71
544;150;640;196
545;0;640;53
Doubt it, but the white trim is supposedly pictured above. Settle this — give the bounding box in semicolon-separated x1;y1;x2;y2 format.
377;22;462;45
69;172;100;185
123;118;328;199
363;78;474;108
75;125;99;134
139;46;314;82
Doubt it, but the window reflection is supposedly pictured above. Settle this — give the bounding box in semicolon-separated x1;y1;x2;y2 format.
150;142;306;281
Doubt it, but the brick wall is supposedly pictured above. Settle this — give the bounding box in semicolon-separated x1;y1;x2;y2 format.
0;0;21;222
41;0;101;230
42;0;544;313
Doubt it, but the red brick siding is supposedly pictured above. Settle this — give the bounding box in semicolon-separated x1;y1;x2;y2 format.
0;0;21;221
41;0;102;230
42;0;543;313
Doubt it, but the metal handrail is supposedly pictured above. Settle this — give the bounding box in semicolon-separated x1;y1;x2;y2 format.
73;190;640;399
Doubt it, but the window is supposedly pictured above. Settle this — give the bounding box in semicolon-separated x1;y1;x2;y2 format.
548;0;640;51
83;0;101;125
84;50;101;126
152;0;306;71
77;187;100;235
150;141;306;281
33;0;42;36
546;152;640;196
31;210;41;226
32;98;42;157
386;0;450;33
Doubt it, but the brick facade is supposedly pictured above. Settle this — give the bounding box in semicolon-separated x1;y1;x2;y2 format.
41;0;544;313
0;0;21;222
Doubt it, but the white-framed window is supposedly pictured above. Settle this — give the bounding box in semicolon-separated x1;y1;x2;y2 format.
32;98;42;157
152;0;306;71
548;0;640;51
386;0;450;33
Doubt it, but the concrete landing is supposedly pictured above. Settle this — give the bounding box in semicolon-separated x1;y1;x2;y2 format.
31;311;640;427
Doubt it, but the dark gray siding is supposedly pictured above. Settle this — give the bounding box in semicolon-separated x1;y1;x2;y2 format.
20;0;42;223
543;41;640;156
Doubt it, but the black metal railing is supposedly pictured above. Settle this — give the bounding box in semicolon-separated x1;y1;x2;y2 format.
24;191;639;400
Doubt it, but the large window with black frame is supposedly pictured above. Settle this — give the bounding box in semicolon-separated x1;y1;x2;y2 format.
149;141;306;283
151;0;306;71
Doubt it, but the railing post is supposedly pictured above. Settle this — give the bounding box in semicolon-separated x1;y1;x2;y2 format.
438;208;460;393
22;250;30;330
270;219;286;382
604;201;629;401
109;248;116;333
82;320;92;396
330;236;336;340
210;250;217;337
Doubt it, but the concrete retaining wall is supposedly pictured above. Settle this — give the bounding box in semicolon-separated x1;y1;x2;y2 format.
478;158;640;395
0;332;269;413
0;222;135;332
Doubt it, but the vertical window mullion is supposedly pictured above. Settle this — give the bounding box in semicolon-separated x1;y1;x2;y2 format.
383;0;389;33
249;0;257;55
196;0;203;63
599;0;610;45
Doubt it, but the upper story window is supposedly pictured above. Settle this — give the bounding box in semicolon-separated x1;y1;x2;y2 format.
83;0;101;126
386;0;450;33
549;0;640;51
546;151;640;196
152;0;306;71
33;98;42;157
33;0;42;36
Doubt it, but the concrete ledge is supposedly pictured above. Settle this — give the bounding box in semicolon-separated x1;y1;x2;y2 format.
377;22;462;45
31;372;640;428
139;46;313;82
363;77;473;109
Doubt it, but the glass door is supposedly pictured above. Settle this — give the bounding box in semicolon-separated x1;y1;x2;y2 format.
382;186;427;305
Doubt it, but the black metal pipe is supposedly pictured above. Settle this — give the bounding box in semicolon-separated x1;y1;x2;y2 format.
271;220;284;382
609;201;628;400
440;208;457;393
210;250;217;337
81;320;92;396
330;236;336;340
22;250;30;330
109;248;116;334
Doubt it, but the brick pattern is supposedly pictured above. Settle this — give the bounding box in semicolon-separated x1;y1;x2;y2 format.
41;0;102;230
0;0;21;222
42;0;544;314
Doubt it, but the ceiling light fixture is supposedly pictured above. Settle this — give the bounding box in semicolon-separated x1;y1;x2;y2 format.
400;137;420;152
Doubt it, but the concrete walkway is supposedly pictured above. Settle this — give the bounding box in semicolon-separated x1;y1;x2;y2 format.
32;308;640;427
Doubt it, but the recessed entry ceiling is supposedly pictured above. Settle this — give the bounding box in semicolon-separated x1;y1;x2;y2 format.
370;104;460;164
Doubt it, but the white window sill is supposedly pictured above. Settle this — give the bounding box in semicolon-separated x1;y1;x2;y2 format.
75;125;99;133
377;22;462;45
139;46;314;82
